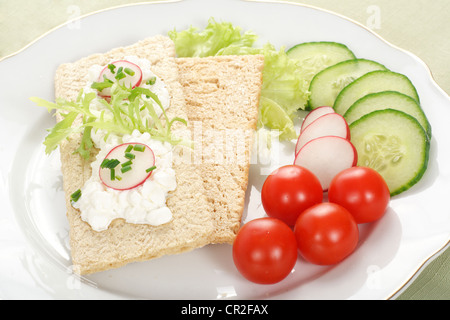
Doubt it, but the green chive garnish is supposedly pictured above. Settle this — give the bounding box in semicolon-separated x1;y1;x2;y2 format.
125;145;133;153
133;144;145;152
115;72;126;80
146;166;157;173
121;166;132;174
124;68;135;76
101;159;120;169
146;77;156;85
125;152;135;160
107;64;116;73
100;158;110;168
110;168;116;180
121;160;133;168
70;189;82;203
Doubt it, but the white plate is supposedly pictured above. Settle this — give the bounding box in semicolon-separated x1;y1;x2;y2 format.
0;0;449;300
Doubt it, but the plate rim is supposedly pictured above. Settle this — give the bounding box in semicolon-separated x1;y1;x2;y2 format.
1;0;449;300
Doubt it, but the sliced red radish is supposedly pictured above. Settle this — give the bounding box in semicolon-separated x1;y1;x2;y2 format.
97;60;143;97
300;106;335;133
295;113;350;156
99;142;155;191
294;136;357;192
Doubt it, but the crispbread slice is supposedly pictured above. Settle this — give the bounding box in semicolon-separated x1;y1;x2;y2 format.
176;55;264;244
55;36;215;275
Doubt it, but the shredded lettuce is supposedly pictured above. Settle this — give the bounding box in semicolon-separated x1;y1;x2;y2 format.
31;84;188;159
168;18;310;140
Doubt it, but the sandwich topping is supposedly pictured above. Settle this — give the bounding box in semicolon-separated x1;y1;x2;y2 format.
32;56;186;232
73;130;177;232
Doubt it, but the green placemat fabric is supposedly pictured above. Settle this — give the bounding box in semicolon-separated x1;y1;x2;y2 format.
1;0;448;300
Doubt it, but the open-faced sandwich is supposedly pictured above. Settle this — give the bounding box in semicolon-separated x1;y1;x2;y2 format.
32;35;264;274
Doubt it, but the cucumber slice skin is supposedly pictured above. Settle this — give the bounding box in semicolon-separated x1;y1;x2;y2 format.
287;42;356;72
287;42;356;85
344;91;432;138
287;41;356;59
333;70;420;116
307;59;388;110
349;109;430;196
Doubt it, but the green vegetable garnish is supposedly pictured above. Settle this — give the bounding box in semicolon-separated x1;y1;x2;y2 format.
101;158;120;169
107;64;116;73
121;165;132;174
146;77;156;85
125;152;135;160
125;145;133;153
91;77;114;92
168;18;310;140
133;144;145;152
121;160;133;168
31;81;189;159
70;189;82;203
115;72;126;81
124;68;135;76
146;165;157;173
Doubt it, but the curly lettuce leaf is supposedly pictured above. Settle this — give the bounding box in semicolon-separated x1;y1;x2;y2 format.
168;18;258;57
31;84;188;159
169;18;310;140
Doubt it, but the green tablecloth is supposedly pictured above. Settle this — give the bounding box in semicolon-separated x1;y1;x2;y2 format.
1;0;448;300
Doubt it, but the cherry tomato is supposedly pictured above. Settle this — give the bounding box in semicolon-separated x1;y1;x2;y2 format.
232;218;298;284
261;165;323;226
294;202;359;265
328;166;390;224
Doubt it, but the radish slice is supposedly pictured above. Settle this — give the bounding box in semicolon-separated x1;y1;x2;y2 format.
97;60;143;97
300;106;335;133
99;142;155;191
294;136;357;192
295;113;350;155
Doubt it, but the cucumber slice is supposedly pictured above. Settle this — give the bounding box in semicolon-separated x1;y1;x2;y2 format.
344;91;431;138
286;42;356;82
349;109;430;196
308;59;387;110
334;70;420;116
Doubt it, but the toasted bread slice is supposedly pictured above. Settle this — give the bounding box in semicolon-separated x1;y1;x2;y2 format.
55;36;215;275
54;36;264;274
176;55;264;243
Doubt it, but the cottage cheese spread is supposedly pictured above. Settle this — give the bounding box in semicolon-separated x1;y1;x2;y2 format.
73;57;176;231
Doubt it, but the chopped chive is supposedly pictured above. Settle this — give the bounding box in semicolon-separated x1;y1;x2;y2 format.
100;158;110;168
101;158;120;169
133;144;145;152
146;165;157;173
121;165;132;174
125;145;133;153
107;64;116;74
110;168;116;180
124;68;135;76
146;77;156;85
109;159;120;169
117;67;123;74
70;189;82;203
115;72;126;80
121;160;133;168
125;152;135;160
